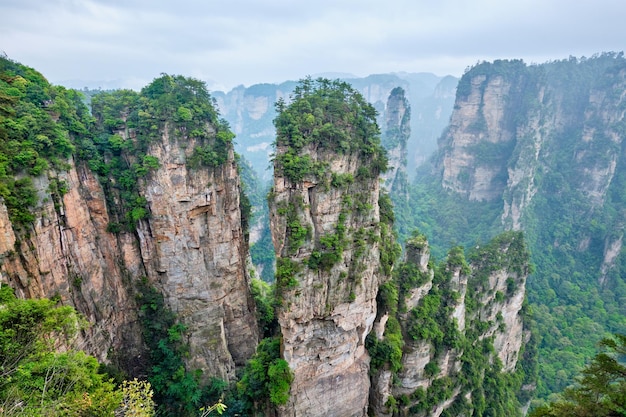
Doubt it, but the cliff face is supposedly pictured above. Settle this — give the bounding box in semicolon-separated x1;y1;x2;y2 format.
133;127;258;378
369;232;533;417
0;163;145;370
439;68;518;202
419;53;626;401
381;87;411;194
269;79;391;417
439;56;626;227
0;69;258;381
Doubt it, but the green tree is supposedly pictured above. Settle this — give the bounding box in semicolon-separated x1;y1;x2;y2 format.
530;334;626;417
0;284;126;416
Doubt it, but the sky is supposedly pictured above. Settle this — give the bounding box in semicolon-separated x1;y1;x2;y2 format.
1;0;625;92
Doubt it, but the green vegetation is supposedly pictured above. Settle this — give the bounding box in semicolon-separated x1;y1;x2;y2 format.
239;156;276;282
529;333;626;417
366;315;404;373
136;279;222;417
402;54;626;407
368;230;535;416
275;257;300;290
273;77;387;183
0;56;91;228
403;170;503;258
250;278;278;338
236;337;293;412
0;284;159;416
84;74;233;231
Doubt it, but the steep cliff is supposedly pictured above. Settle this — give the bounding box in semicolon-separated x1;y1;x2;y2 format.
1;56;538;415
415;52;626;401
381;87;411;195
89;76;260;381
0;59;258;387
269;78;394;417
0;160;145;371
369;231;534;417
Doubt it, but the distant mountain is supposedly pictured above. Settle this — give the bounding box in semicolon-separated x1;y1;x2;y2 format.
406;53;626;403
212;72;458;181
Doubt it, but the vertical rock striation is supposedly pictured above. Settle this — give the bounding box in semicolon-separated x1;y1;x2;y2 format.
381;87;411;196
0;68;258;382
0;162;145;371
135;128;258;379
369;232;533;416
269;79;391;417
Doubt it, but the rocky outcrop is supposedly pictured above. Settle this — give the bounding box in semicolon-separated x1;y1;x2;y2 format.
439;56;626;233
213;73;456;181
0;74;259;382
269;80;390;417
439;69;518;202
0;163;145;371
369;232;532;416
381;87;411;195
136;127;258;379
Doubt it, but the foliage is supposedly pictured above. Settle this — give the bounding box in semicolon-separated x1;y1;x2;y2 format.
250;223;275;282
403;54;626;405
250;278;278;338
198;400;227;416
405;170;503;259
456;59;526;100
273;77;387;183
119;379;156;417
529;333;626;417
0;284;127;416
275;257;300;290
238;155;276;282
236;337;293;412
366;316;404;373
377;194;403;298
370;231;534;416
281;198;311;255
0;56;91;227
86;74;232;231
135;279;217;417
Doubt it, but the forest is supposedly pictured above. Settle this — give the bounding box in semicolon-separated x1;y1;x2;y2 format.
398;54;626;409
1;53;625;416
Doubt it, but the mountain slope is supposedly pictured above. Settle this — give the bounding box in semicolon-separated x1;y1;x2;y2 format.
409;52;626;401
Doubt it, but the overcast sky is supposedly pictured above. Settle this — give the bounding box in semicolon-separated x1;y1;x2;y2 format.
1;0;624;92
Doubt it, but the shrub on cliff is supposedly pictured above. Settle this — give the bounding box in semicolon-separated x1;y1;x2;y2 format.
273;77;388;183
0;284;132;416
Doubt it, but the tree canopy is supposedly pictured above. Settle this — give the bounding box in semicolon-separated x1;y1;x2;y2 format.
530;333;626;417
273;77;387;183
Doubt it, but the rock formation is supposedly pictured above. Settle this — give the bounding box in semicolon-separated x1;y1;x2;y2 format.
369;232;533;417
269;79;392;417
0;67;258;381
213;73;456;181
381;87;411;195
0;163;146;371
411;53;626;404
0;56;537;416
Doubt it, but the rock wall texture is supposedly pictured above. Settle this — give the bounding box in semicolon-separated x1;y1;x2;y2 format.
381;87;411;194
268;80;391;417
0;84;259;381
369;232;532;417
136;127;258;379
270;148;383;417
0;162;145;371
